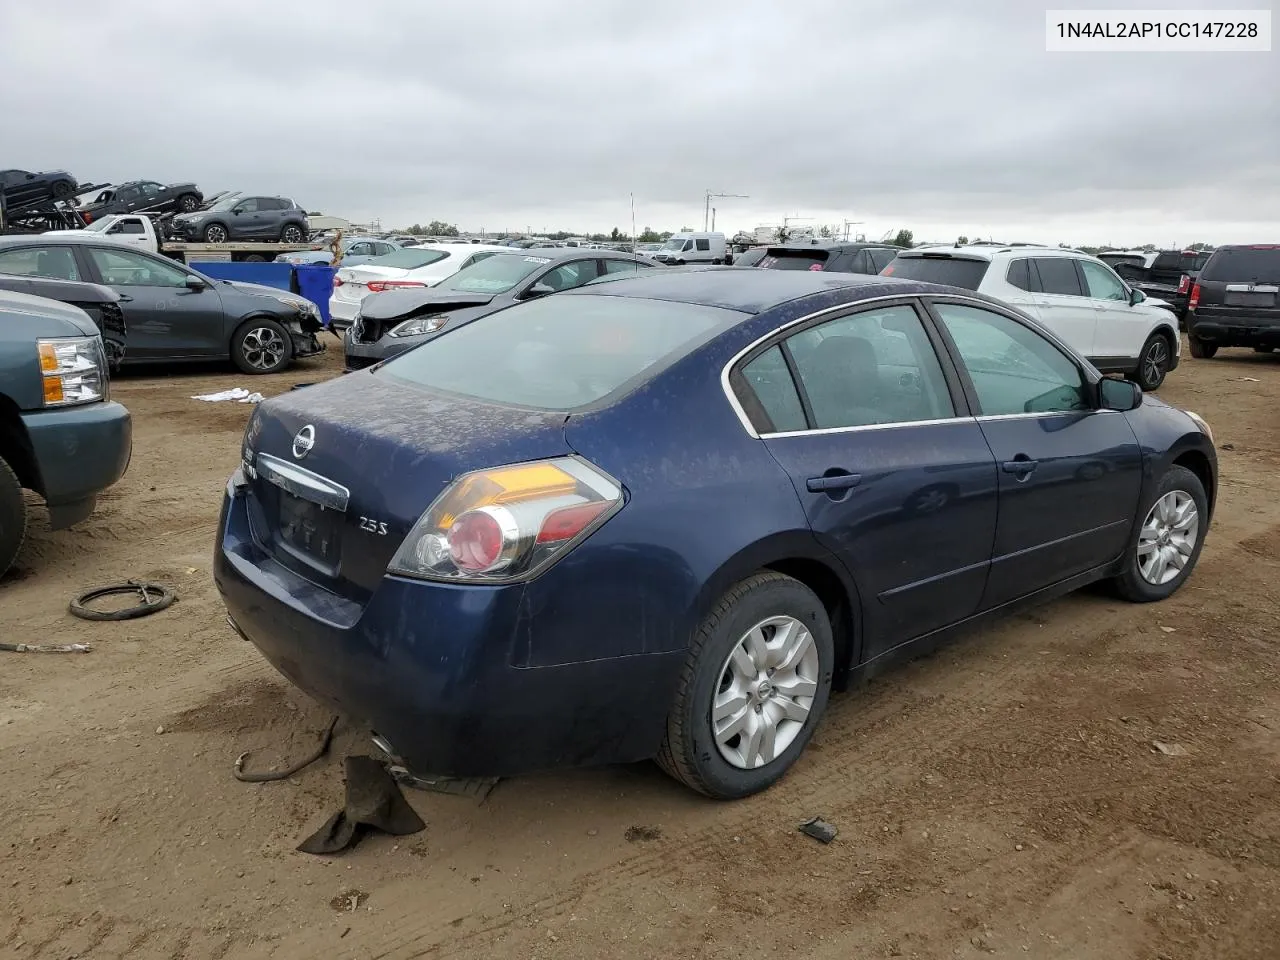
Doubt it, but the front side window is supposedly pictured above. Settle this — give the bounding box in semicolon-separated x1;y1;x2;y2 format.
0;246;81;280
87;247;191;287
234;198;261;213
1032;257;1084;297
1079;260;1128;301
782;304;954;430
933;302;1088;416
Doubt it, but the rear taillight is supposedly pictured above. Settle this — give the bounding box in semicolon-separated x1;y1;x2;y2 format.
82;212;93;224
1188;282;1201;310
388;457;623;583
1177;274;1190;295
367;280;427;293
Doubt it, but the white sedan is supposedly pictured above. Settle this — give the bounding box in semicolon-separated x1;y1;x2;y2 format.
328;243;506;331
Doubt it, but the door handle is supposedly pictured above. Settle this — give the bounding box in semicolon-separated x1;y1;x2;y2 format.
806;472;862;493
1001;456;1038;479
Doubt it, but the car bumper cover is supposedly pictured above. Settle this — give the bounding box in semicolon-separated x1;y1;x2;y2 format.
20;400;132;528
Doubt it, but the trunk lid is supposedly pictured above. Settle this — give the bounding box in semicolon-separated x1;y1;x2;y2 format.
243;369;571;601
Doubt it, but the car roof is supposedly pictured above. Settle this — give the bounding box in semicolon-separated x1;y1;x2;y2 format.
487;246;643;262
563;265;949;314
900;243;1084;262
0;234;138;249
769;241;897;252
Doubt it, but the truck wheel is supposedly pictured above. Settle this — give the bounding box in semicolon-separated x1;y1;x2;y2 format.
1134;333;1172;390
51;180;74;199
0;456;28;579
1188;335;1217;359
203;223;229;243
177;193;201;213
280;224;305;243
232;318;293;375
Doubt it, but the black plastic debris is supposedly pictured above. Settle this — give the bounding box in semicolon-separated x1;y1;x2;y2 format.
297;755;425;855
798;817;837;844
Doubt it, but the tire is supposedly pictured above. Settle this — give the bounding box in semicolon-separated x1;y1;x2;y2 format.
51;180;73;199
0;456;28;579
656;571;835;799
1188;334;1217;359
1111;465;1208;603
1133;332;1173;390
280;223;305;243
177;193;200;213
203;223;229;243
231;318;293;375
1254;346;1274;353
241;253;268;263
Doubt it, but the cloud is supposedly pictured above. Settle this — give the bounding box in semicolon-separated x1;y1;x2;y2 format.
3;0;1275;245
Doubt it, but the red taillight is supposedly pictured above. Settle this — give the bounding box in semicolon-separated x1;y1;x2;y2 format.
1189;282;1201;310
82;212;93;224
366;280;426;293
332;276;344;287
536;501;610;544
447;510;504;572
1177;274;1190;295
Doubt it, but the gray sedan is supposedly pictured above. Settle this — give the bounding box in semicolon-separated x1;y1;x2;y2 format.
344;248;660;368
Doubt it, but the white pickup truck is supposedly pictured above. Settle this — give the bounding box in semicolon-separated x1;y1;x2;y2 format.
43;214;321;264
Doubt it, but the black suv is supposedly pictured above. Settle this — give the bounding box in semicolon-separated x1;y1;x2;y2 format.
80;180;203;220
754;241;899;275
169;195;308;244
1112;249;1212;325
1186;245;1280;358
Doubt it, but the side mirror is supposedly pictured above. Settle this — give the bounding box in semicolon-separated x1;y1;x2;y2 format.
1129;287;1146;306
184;275;206;291
1098;377;1142;411
525;282;555;298
232;208;243;216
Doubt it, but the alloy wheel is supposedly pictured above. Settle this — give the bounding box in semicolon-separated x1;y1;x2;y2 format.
1143;339;1169;387
712;615;819;769
241;327;286;371
205;225;228;243
1137;490;1199;585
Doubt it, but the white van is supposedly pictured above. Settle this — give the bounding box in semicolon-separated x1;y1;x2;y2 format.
653;232;727;265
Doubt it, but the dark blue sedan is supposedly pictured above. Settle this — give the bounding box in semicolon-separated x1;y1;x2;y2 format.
215;269;1217;799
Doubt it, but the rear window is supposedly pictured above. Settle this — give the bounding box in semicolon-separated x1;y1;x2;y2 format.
758;250;830;271
733;248;768;267
1200;247;1280;282
881;255;989;290
380;295;741;410
1152;251;1207;272
364;248;447;269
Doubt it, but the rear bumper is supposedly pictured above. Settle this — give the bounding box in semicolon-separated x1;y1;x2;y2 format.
20;400;132;529
328;296;360;330
213;480;682;778
1189;309;1280;344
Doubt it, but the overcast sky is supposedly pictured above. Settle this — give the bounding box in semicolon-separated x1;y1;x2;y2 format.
4;0;1276;246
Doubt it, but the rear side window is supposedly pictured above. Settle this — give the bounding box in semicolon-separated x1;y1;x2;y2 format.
867;248;897;272
1200;247;1280;282
881;255;989;290
381;295;741;410
758;250;829;271
695;238;710;251
1006;258;1033;291
1032;257;1084;296
738;345;806;432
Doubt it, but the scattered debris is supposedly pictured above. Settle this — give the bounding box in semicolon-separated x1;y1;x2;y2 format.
155;725;165;735
1152;741;1190;757
234;715;338;783
328;889;368;912
69;581;175;621
1221;443;1235;450
298;755;425;855
1159;626;1177;634
624;825;662;843
0;641;90;654
1235;377;1260;383
191;387;265;403
388;768;499;802
798;817;838;844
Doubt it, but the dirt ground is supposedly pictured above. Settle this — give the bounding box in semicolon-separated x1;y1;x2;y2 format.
2;333;1278;960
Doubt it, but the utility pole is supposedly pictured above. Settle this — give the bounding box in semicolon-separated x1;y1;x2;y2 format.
711;207;716;231
842;219;863;241
704;190;748;231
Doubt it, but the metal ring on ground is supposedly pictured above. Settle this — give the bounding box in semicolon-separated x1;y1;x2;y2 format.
69;581;176;622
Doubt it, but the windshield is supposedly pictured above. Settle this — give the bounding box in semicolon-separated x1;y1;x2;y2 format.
436;253;551;293
84;217;116;233
660;238;688;251
881;255;990;290
380;295;742;410
366;248;447;270
1200;247;1280;282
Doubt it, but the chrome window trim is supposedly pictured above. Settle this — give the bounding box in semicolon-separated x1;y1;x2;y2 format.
256;453;351;512
761;416;971;441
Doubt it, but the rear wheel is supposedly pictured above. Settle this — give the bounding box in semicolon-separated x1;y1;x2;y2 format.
203;223;229;243
1188;335;1217;359
1254;345;1274;353
1134;333;1172;390
656;572;834;799
0;456;28;579
232;318;292;375
1112;465;1207;603
280;223;305;243
51;180;73;199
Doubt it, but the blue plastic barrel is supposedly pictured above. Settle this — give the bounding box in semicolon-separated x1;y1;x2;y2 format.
294;264;337;326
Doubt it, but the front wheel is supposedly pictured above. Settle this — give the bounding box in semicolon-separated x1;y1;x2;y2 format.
0;456;28;579
1188;334;1217;359
1112;465;1208;603
656;572;834;799
203;223;229;243
232;318;293;375
1134;333;1172;390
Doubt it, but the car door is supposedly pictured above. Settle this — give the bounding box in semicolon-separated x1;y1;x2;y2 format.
82;245;227;360
1020;256;1098;358
733;299;999;658
112;183;142;212
1079;258;1143;364
926;299;1143;608
229;197;263;238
